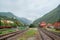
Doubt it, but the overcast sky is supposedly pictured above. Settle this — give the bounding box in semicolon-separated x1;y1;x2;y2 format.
0;0;60;21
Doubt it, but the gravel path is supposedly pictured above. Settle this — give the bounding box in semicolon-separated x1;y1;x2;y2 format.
7;28;41;40
7;30;28;40
27;37;36;40
27;28;41;40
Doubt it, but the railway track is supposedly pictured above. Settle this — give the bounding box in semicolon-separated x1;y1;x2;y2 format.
0;29;28;40
47;30;60;37
38;28;60;40
52;32;60;37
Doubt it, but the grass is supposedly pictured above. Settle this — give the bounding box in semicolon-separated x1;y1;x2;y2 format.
46;28;60;33
0;28;16;35
18;27;27;30
24;29;37;37
18;28;38;40
0;27;27;35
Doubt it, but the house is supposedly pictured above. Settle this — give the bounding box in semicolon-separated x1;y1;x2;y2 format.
47;23;54;29
39;21;47;28
53;21;60;29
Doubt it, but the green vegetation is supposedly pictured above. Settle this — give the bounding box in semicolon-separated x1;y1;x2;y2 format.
0;12;30;35
0;19;23;27
46;28;60;33
0;12;16;18
25;29;37;37
33;5;60;26
0;12;31;27
17;17;32;25
0;27;28;35
0;12;24;27
0;19;1;26
18;28;37;40
18;27;28;30
57;19;60;22
29;24;36;28
0;28;16;35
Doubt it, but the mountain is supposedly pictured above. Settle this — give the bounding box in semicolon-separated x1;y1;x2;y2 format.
0;12;24;26
0;12;16;18
17;17;32;25
33;5;60;26
0;12;32;25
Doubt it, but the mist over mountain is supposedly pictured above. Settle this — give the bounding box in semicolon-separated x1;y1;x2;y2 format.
17;17;32;25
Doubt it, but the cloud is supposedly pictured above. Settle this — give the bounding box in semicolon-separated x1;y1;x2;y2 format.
0;0;60;21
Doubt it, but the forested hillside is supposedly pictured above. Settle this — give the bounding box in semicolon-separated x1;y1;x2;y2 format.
0;12;31;27
33;5;60;26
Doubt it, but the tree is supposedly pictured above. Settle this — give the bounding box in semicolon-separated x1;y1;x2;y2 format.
29;24;36;28
0;19;1;26
57;19;60;22
0;20;1;26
